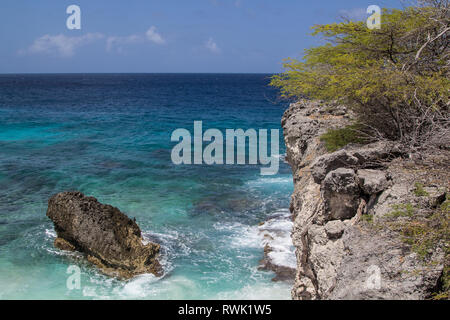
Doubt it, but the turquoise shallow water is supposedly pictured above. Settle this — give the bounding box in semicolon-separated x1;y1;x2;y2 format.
0;74;293;299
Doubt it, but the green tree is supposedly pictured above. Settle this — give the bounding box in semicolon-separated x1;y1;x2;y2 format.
271;2;449;149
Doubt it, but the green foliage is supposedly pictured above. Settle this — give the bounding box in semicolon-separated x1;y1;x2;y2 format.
441;194;450;212
401;222;435;259
390;199;449;261
361;214;374;224
363;187;449;298
320;124;365;152
271;4;449;145
413;182;430;197
432;265;450;300
388;203;416;218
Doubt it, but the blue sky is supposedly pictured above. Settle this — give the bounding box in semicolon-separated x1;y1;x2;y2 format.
0;0;403;73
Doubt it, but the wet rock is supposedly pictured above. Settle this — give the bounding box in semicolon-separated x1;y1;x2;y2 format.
54;237;76;251
191;200;222;216
258;210;296;282
259;244;296;282
47;191;161;279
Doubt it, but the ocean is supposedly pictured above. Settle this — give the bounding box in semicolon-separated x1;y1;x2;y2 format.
0;74;294;299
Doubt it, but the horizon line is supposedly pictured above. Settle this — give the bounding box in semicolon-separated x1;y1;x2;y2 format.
0;72;279;75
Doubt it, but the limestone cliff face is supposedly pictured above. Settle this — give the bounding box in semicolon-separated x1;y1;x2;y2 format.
283;100;447;300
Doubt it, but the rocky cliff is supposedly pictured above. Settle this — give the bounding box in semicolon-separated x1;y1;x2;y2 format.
47;191;162;279
282;100;449;300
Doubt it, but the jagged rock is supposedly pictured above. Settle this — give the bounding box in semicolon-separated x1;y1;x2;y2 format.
282;100;446;300
281;100;351;178
47;191;161;279
357;169;390;195
307;224;346;297
311;151;359;184
322;168;360;220
328;226;445;300
311;141;402;184
351;141;402;165
324;220;345;239
54;237;76;251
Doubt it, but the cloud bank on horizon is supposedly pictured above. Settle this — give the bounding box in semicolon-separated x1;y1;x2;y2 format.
20;26;222;57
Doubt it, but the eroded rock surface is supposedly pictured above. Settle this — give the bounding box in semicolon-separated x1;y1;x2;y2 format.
47;191;161;279
283;100;447;300
322;168;360;220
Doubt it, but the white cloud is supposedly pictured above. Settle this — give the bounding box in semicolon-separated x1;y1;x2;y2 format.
146;26;165;44
106;34;142;53
106;27;165;53
21;33;103;57
20;27;166;57
205;37;221;54
339;8;367;21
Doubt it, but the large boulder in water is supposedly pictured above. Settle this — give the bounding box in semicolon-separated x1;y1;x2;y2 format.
46;191;161;279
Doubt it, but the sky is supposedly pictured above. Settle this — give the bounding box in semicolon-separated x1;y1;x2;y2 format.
0;0;405;73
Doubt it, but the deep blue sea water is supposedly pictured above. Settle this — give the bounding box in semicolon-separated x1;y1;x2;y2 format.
0;74;293;299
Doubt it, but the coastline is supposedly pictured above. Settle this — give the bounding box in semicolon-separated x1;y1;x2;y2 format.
282;100;448;300
0;73;294;299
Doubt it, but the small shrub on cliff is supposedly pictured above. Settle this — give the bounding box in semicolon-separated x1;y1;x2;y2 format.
361;213;374;224
388;203;416;218
386;193;449;256
395;202;448;260
320;124;365;152
271;1;449;150
414;182;430;197
433;265;450;300
376;190;449;299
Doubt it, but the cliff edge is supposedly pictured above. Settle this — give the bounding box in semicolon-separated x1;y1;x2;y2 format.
283;100;449;300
